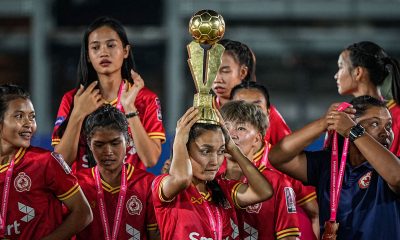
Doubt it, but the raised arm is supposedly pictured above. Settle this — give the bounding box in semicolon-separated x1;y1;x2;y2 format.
120;71;162;167
54;81;103;167
158;107;199;200
269;103;352;183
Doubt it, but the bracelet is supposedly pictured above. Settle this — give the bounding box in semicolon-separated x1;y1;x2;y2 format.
348;124;365;142
125;111;139;119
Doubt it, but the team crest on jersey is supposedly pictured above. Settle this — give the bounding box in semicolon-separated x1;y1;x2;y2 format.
358;171;372;189
14;172;31;192
246;202;262;214
126;195;143;215
51;152;72;174
284;187;297;213
155;98;162;121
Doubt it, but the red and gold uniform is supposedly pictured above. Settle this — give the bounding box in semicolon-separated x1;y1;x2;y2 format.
52;84;166;172
237;164;300;240
387;100;400;156
75;163;157;239
152;174;241;240
0;147;80;239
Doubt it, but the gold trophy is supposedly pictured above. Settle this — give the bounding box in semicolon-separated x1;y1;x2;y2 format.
187;10;225;124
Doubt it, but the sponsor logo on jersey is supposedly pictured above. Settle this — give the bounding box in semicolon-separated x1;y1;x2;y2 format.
231;218;239;239
155;98;162;121
82;154;89;168
244;222;258;240
189;232;213;240
18;202;35;222
246;202;262;214
284;187;297;213
126;195;143;215
4;203;35;236
51;152;72;174
14;172;31;192
54;116;65;126
126;224;140;240
358;171;372;189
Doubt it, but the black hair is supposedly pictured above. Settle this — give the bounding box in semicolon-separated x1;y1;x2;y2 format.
345;41;400;103
230;80;271;109
83;104;129;167
328;95;387;152
57;16;136;138
187;123;228;206
350;95;387;119
219;39;255;82
220;100;268;137
0;84;30;122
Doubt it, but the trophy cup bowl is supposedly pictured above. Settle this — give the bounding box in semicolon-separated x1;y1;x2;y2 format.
187;10;225;125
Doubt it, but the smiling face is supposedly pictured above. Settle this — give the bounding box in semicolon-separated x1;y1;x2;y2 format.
0;98;36;149
188;128;225;182
334;50;359;95
87;26;130;77
213;52;247;103
88;127;127;172
357;106;393;149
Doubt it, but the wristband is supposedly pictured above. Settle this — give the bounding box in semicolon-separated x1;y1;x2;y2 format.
348;124;365;142
125;111;139;119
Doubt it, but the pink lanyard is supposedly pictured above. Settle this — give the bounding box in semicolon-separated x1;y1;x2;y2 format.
329;102;351;221
0;156;16;235
115;80;125;111
200;191;222;240
94;165;127;240
329;132;349;221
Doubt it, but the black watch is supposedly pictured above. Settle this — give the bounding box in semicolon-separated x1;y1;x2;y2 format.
348;124;365;142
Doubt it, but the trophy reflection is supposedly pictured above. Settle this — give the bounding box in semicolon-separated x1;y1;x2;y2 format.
187;9;225;124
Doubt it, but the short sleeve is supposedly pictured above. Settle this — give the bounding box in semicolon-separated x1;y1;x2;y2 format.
137;90;166;142
52;90;75;146
306;150;330;187
151;174;174;206
273;176;301;239
288;177;317;206
45;152;80;201
145;175;158;232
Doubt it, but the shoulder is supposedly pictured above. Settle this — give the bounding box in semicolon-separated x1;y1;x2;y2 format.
24;146;52;160
62;88;78;101
130;165;156;184
138;87;159;100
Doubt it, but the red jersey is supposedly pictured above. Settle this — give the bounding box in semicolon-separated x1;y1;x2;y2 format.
388;100;400;156
75;163;157;239
52;84;166;172
0;147;80;240
265;105;291;145
254;145;317;240
152;174;241;240
237;164;300;240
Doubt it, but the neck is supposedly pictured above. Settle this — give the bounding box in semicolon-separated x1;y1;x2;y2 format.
98;165;123;188
353;82;381;99
98;75;123;102
0;142;18;165
192;177;207;193
218;96;229;107
348;145;366;167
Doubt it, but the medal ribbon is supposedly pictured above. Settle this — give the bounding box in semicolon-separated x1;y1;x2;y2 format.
0;156;16;236
115;80;125;111
329;102;351;221
94;165;127;240
259;140;270;167
201;192;222;240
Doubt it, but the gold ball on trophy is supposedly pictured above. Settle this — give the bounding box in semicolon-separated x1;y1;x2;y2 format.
188;10;225;45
